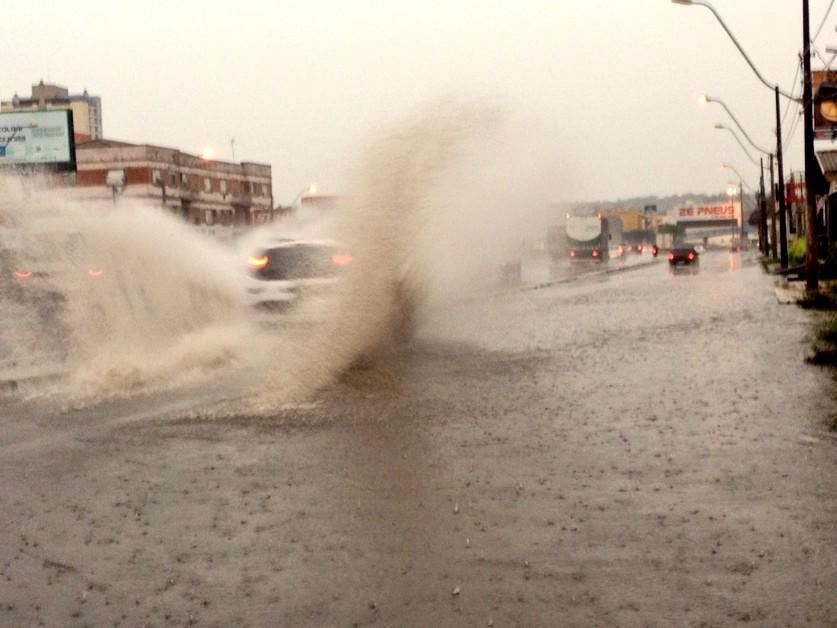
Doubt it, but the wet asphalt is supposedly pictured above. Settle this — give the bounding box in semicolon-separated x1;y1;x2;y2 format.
1;250;836;627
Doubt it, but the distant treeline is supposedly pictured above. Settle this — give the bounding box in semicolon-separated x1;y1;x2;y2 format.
562;193;729;215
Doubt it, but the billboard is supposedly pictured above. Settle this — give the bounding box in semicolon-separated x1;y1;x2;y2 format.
813;70;837;139
0;109;76;171
671;202;740;224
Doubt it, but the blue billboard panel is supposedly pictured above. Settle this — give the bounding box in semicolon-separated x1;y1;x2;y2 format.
0;109;76;171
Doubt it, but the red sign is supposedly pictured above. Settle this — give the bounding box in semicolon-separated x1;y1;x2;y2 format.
786;179;806;204
677;203;735;219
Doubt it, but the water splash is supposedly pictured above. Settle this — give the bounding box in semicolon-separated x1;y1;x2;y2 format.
1;101;528;415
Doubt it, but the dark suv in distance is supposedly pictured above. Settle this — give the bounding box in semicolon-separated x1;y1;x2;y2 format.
668;244;699;266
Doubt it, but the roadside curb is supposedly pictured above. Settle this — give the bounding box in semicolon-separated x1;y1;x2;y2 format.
0;369;63;396
520;257;661;293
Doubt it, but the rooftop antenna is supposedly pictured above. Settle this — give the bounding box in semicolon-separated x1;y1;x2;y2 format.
230;138;236;162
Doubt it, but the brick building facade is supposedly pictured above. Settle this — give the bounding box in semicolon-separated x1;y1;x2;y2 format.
72;139;273;232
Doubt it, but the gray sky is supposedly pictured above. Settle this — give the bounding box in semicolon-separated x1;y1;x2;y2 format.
1;1;833;205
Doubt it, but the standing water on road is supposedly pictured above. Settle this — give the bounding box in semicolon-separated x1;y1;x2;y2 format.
0;104;542;413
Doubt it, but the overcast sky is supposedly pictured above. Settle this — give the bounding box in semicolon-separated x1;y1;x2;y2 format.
2;1;833;205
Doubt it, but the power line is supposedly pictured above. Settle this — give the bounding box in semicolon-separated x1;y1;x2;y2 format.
813;0;836;41
782;56;802;127
785;105;803;147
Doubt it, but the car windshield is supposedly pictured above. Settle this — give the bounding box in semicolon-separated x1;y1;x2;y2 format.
255;244;341;280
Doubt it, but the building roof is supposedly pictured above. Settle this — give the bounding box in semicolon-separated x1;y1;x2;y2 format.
76;137;272;176
77;138;138;149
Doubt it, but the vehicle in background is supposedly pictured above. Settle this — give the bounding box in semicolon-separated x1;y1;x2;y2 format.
565;214;623;262
655;231;674;252
242;238;351;316
651;244;659;257
668;244;699;266
0;227;106;300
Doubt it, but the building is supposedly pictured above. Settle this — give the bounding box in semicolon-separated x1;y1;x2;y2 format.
1;80;103;142
599;208;645;232
71;139;273;234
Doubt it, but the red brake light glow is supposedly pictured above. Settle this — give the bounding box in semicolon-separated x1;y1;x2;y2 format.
13;270;32;279
247;255;269;269
668;253;674;261
569;250;576;257
592;250;599;257
331;253;353;267
87;268;104;278
688;252;695;260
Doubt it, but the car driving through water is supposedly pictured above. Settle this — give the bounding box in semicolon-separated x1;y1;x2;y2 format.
241;237;353;321
668;243;699;266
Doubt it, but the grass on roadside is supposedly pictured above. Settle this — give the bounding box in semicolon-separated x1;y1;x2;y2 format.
808;314;837;370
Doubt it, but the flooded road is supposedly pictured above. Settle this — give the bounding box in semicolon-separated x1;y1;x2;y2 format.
1;250;836;627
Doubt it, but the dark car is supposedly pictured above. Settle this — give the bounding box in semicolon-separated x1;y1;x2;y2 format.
668;244;699;265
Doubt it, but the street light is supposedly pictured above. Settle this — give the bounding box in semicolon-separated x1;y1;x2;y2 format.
700;94;773;253
293;183;318;208
675;0;793;269
722;162;747;241
674;0;816;283
701;94;772;155
714;123;759;167
672;0;799;101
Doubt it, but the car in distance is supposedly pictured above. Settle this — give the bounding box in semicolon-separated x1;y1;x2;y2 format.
242;238;352;315
667;244;699;266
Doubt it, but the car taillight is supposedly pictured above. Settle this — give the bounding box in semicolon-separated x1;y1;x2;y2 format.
626;245;632;251
668;253;674;261
592;250;599;258
637;245;643;252
13;270;32;280
569;250;576;257
87;268;105;278
331;253;353;267
688;252;695;260
247;255;269;269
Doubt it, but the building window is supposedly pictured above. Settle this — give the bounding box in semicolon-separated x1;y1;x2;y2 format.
169;173;177;187
204;177;211;192
181;173;188;187
250;181;256;194
220;179;227;194
152;169;161;185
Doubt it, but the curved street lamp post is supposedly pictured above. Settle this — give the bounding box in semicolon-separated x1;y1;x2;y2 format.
702;94;773;254
723;162;748;241
715;123;760;167
673;0;804;271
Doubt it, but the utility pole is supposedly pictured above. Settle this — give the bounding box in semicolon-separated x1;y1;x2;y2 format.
802;0;819;291
776;86;790;268
740;179;745;243
760;157;768;254
769;153;778;260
